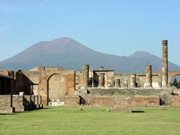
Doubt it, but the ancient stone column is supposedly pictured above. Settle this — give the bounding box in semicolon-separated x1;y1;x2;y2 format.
115;79;120;87
98;73;104;87
130;74;136;88
162;40;168;88
83;64;89;88
146;65;152;88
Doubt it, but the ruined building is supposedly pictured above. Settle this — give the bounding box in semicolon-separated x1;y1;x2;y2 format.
1;40;180;113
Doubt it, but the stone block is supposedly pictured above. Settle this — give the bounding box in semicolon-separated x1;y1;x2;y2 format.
0;95;12;107
13;95;24;112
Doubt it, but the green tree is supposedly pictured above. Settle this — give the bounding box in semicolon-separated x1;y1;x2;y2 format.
172;78;178;87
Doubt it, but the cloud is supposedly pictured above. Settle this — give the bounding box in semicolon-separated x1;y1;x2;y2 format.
36;0;51;11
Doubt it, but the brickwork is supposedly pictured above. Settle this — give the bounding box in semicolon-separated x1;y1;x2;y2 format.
64;96;80;106
90;97;114;106
23;67;75;105
1;39;180;109
112;97;131;112
170;96;180;107
131;96;160;107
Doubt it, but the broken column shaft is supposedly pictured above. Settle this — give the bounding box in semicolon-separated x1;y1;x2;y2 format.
162;40;168;87
83;64;89;88
130;74;136;88
146;65;152;88
98;73;104;87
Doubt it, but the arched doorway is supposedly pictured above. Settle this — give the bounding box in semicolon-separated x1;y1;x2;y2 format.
48;74;66;105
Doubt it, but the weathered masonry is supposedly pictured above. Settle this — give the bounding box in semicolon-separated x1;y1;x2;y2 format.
1;40;180;113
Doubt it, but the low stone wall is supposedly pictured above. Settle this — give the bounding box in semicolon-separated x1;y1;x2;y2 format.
88;88;170;105
0;95;43;113
89;96;131;112
64;96;80;106
0;95;14;113
170;96;180;107
13;95;24;112
0;95;12;107
87;96;159;107
90;97;114;107
112;97;131;112
131;96;160;107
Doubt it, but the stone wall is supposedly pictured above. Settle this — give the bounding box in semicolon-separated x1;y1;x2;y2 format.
23;67;75;105
64;96;80;106
78;88;171;107
90;97;114;106
0;95;14;113
131;96;159;107
88;96;159;107
75;71;83;89
13;95;24;111
170;96;180;107
112;97;131;112
0;95;43;113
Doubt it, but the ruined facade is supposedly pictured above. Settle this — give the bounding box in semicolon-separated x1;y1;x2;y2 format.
1;40;180;113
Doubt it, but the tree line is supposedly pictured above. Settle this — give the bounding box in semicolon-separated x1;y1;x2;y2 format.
170;78;180;88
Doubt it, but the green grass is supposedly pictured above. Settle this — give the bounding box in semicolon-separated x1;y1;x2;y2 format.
0;106;180;135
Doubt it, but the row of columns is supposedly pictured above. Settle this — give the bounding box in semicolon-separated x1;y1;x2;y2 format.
83;40;168;89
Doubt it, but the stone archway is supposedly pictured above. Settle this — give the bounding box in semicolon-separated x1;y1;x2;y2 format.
168;71;180;86
169;74;180;86
48;73;66;105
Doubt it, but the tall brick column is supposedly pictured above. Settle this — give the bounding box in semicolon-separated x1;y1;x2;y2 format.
162;40;168;88
83;64;89;88
146;65;152;88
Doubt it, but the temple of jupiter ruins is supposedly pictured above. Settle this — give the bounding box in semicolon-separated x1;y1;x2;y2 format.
1;39;180;113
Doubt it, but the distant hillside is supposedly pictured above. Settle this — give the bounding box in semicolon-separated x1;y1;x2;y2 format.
0;37;180;73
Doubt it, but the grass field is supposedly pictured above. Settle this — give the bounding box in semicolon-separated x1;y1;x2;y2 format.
0;106;180;135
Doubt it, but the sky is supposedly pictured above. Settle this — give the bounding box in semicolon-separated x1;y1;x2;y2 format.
0;0;180;65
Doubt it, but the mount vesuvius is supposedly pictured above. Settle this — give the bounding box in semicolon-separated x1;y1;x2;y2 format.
0;37;180;73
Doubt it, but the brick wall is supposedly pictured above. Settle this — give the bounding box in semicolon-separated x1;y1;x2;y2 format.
90;97;114;106
170;96;180;107
64;96;80;106
131;96;160;107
